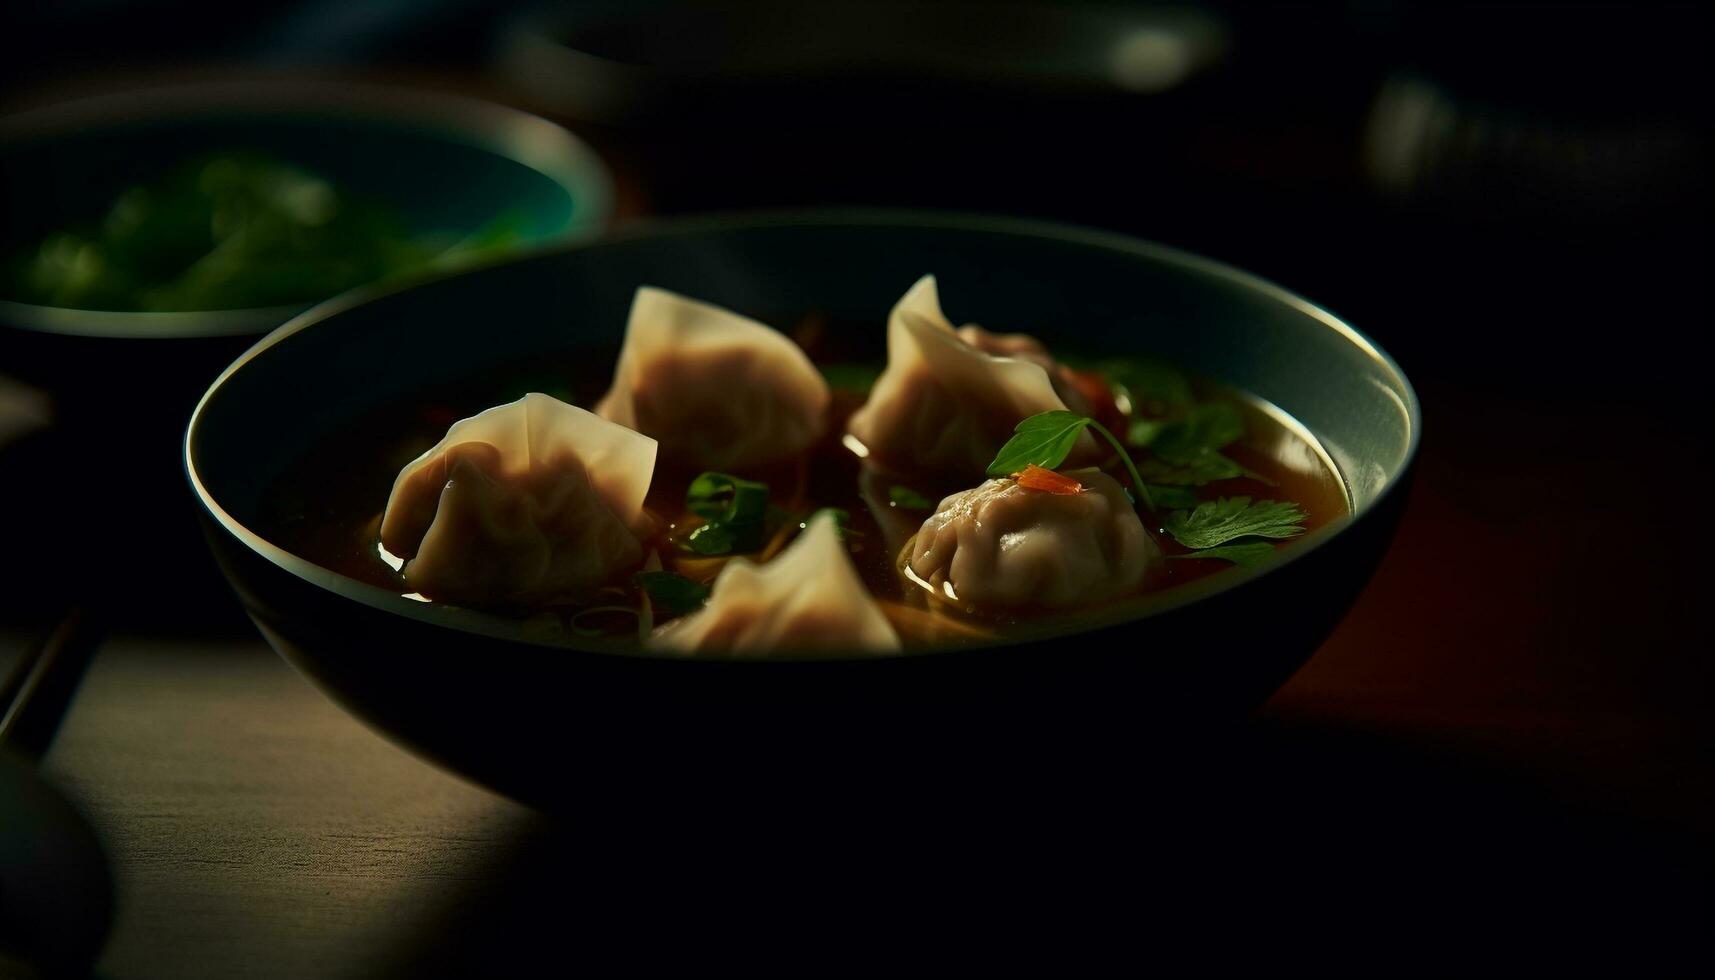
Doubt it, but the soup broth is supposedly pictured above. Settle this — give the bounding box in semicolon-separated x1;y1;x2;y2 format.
257;318;1348;650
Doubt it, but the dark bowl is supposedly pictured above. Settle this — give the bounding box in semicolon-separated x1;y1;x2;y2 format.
186;212;1419;811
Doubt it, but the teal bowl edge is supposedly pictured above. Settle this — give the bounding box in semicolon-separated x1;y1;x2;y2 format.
0;78;614;339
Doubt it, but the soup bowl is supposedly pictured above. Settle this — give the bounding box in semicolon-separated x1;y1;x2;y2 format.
186;212;1419;810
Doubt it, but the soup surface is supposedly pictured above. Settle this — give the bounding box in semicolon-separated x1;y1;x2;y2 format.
257;312;1348;650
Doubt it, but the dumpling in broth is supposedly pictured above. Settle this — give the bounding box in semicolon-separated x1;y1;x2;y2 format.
907;468;1157;610
652;511;901;655
596;286;830;470
846;275;1097;481
380;393;657;607
953;325;1101;418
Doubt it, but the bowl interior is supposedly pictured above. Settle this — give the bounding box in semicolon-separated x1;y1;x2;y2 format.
0;83;611;335
188;212;1418;649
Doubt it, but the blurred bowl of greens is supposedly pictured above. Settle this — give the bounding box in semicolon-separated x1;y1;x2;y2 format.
0;79;611;629
0;78;611;349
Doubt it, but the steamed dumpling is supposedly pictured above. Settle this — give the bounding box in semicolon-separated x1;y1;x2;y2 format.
596;286;830;470
380;393;657;607
953;325;1098;418
845;275;1096;480
907;468;1157;610
652;512;900;655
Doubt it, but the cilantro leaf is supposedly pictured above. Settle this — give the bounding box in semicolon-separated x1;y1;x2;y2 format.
1127;417;1166;447
1163;497;1307;550
1144;484;1200;510
986;410;1155;511
1097;357;1194;414
985;411;1094;477
635;571;710;614
1137;402;1244;464
889;485;933;509
1167;542;1279;566
1137;453;1245;486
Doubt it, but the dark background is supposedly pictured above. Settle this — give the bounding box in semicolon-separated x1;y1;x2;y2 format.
1;1;1710;976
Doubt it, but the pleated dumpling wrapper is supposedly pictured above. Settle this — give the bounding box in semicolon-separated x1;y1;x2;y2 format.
907;468;1158;610
652;511;901;655
380;393;658;607
596;286;830;470
845;275;1097;480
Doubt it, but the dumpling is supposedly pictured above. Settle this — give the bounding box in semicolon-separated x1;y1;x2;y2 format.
953;325;1100;418
596;286;830;470
906;468;1157;610
380;393;657;607
845;275;1097;480
651;511;900;655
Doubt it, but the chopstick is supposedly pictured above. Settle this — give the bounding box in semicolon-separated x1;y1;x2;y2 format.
0;606;106;762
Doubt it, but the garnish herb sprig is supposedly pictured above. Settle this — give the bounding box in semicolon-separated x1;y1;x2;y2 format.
985;410;1154;511
1162;497;1306;549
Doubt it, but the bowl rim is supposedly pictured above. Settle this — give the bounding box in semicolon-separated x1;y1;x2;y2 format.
0;76;614;338
185;207;1422;661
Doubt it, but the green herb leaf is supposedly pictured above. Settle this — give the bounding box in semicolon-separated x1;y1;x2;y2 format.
1097;358;1194;414
985;410;1093;478
686;472;770;523
1137;453;1245;486
1127;417;1166;447
986;410;1155;511
1168;542;1279;566
1163;497;1307;550
1143;402;1244;464
889;485;933;509
1144;484;1200;510
635;571;711;614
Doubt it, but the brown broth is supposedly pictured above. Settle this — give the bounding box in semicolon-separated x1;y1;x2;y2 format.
256;344;1349;650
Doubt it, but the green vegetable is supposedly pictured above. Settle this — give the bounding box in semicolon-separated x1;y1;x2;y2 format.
889;485;933;509
682;472;770;556
686;523;740;556
1168;542;1279;566
1138;402;1244;465
1093;357;1194;414
1143;485;1200;510
686;472;769;523
986;411;1090;477
7;151;524;312
635;571;711;614
1162;497;1307;550
1137;454;1245;486
985;410;1153;511
1127;417;1166;447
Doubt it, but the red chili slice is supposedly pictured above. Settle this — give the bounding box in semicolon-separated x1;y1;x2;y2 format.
1016;464;1084;494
